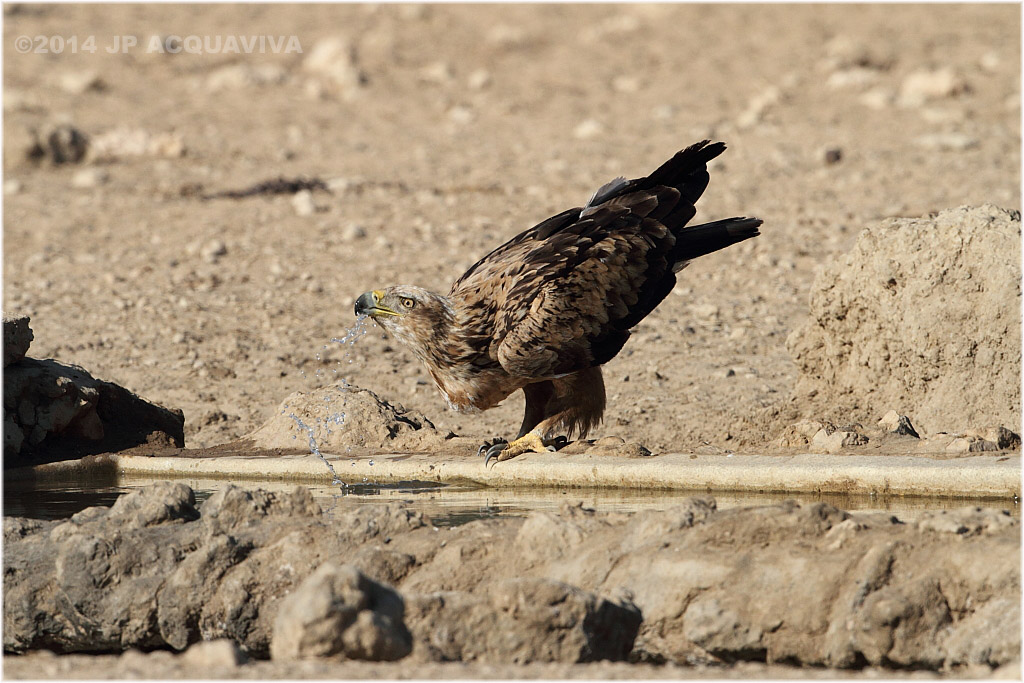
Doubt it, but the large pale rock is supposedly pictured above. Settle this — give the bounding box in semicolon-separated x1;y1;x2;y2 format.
247;384;446;452
787;205;1021;436
406;578;641;664
270;564;411;662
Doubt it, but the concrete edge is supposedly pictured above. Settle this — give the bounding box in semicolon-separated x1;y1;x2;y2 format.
10;451;1021;499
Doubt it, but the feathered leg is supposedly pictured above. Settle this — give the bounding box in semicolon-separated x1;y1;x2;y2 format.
483;368;606;465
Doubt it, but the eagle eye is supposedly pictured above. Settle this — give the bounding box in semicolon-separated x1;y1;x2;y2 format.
400;297;415;309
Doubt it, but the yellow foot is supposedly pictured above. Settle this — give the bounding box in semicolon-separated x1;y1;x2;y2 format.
482;432;550;466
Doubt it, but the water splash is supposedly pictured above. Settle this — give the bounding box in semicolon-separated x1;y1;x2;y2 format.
287;314;373;486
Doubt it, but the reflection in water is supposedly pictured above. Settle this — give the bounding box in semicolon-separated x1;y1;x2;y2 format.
3;476;1019;526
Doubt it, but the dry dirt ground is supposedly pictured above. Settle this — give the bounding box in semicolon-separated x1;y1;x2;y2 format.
4;4;1020;453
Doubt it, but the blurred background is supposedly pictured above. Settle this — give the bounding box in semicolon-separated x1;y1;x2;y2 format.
3;4;1020;450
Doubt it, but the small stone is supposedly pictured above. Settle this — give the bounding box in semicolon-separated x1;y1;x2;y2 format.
467;69;491;90
38;124;89;164
984;426;1021;450
341;223;367;241
878;411;920;438
71;167;109;189
826;67;879;90
447;105;474;125
178;639;246;668
899;67;965;107
303;37;366;97
4;178;22;195
201;239;228;264
913;133;979;151
980;51;1000;72
859;87;894;110
823;147;843;165
3;315;33;367
812;429;868;454
611;75;640;93
419;61;454;85
291;189;317;217
573;118;604;140
58;70;105;95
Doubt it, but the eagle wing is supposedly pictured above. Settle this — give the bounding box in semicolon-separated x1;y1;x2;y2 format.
448;140;760;379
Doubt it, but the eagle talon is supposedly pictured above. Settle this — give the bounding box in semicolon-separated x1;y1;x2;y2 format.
477;437;508;459
483;432;550;467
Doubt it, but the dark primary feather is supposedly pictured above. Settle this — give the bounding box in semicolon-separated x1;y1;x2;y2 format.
448;140;761;380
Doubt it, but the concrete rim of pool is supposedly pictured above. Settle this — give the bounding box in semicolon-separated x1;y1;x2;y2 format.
8;451;1020;500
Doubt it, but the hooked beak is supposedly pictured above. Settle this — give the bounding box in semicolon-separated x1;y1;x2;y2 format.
354;290;398;318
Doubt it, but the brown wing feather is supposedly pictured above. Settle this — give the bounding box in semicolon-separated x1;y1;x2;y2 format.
447;140;756;380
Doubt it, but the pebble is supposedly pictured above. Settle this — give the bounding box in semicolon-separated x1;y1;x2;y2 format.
201;239;228;264
859;87;894;110
914;133;979;151
826;67;879;90
611;75;640;93
899;67;965;107
812;429;868;454
341;223;367;241
58;70;105;95
878;410;920;438
823;147;843;165
71;167;109;189
291;189;317;217
303;37;366;97
573;119;605;140
467;69;492;90
4;178;22;195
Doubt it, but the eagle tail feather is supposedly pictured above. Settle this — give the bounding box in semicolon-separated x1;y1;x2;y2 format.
673;217;762;262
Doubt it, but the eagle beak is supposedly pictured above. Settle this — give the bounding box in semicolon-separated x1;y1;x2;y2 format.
354;290;398;318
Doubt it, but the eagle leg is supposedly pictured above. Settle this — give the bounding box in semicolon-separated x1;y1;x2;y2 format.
483;431;554;467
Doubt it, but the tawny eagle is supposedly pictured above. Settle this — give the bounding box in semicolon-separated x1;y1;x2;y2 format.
355;140;761;464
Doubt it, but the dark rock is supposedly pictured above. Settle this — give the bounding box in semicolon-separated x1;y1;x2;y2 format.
4;315;33;367
4;357;184;465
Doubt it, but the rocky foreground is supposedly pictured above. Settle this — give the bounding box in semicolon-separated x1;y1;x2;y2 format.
4;482;1019;678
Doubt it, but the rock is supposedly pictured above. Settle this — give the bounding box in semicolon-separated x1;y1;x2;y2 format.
178;639;246;668
71;167;109;188
4;178;22;195
341;223;367;241
270;564;411;662
826;67;880;90
4;355;184;463
982;426;1021;450
3;488;1018;670
859;87;894;110
787;206;1021;436
405;579;641;663
898;67;966;107
205;63;287;92
466;69;491;90
916;507;1017;536
822;147;843;165
914;133;979;151
26;124;89;164
303;37;367;97
58;70;105;95
811;428;868;454
88;127;185;161
945;436;999;453
684;597;765;661
572;119;604;140
291;189;317;216
4;315;33;367
200;239;228;264
246;384;445;452
736;86;782;129
878;411;920;438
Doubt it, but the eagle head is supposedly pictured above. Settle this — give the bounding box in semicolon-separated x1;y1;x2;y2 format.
354;285;453;355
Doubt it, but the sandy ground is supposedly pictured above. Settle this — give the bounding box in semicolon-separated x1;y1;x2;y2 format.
3;5;1020;453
